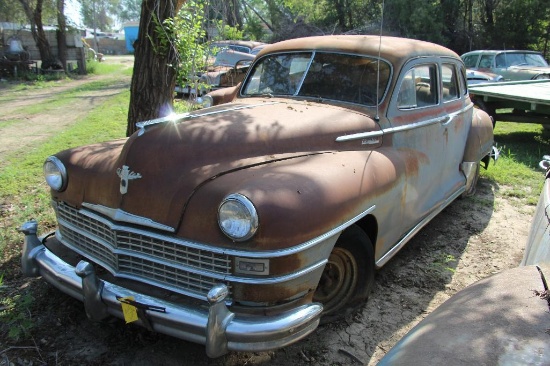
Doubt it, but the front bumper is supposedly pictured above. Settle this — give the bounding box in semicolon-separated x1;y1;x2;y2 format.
20;221;323;358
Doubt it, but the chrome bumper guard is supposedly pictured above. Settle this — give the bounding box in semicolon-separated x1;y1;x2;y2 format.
20;221;323;358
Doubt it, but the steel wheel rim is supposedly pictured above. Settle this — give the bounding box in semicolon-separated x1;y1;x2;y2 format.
313;247;358;314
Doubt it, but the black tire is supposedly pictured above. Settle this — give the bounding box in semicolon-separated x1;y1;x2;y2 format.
313;224;375;323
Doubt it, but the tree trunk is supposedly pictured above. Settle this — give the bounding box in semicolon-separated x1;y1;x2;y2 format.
126;0;186;136
19;0;56;68
57;0;67;71
225;0;243;28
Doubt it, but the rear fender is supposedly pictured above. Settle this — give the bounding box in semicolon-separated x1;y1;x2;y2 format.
463;107;494;164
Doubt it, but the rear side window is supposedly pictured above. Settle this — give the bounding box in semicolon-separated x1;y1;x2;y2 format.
397;64;438;109
459;66;468;96
442;64;459;102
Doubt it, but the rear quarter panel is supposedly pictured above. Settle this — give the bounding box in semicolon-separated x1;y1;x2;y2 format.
463;107;494;162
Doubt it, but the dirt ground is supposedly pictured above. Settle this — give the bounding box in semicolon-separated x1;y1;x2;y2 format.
0;56;535;366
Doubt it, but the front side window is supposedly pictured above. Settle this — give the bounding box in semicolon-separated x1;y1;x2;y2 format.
397;64;438;109
242;52;391;106
462;55;478;68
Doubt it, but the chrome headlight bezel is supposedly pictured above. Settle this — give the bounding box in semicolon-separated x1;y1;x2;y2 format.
218;193;258;242
199;94;213;108
44;156;67;192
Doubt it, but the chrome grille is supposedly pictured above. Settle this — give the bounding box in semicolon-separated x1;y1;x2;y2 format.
55;202;232;300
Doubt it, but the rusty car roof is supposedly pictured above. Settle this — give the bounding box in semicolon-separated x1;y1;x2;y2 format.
256;35;460;64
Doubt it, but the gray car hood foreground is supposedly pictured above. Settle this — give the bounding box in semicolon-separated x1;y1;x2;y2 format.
378;264;550;365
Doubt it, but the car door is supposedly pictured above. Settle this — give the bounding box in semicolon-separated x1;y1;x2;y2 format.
385;59;448;236
439;60;471;197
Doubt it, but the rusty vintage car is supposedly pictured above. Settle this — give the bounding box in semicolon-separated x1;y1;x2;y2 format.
21;35;495;357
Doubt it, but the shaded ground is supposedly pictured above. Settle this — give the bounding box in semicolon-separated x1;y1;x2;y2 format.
0;57;534;365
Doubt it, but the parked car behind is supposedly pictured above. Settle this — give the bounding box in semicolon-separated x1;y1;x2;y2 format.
462;50;550;81
377;263;550;365
175;40;265;97
522;155;550;265
21;35;495;358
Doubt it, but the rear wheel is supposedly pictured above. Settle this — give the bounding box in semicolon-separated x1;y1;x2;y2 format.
313;225;375;322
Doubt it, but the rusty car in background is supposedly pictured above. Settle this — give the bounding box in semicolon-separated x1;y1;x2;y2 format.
21;35;495;357
465;69;503;85
175;40;265;97
462;50;550;81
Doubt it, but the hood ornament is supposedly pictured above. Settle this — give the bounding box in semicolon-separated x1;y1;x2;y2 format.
116;165;142;194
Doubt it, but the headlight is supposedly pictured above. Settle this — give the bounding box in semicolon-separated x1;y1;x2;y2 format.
44;156;67;191
218;193;258;241
198;94;213;108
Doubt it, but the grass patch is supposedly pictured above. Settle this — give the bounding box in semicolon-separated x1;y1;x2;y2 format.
0;285;35;341
88;60;133;76
0;57;132;101
0;90;130;260
3;78;131;118
0;61;135;349
0;119;20;129
481;122;549;205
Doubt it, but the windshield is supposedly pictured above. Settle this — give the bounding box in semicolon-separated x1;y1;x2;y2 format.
495;52;549;68
242;52;391;106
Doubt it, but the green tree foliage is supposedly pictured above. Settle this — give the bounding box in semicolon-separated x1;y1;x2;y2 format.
79;0;120;31
0;0;57;24
214;19;244;40
0;0;29;23
118;0;141;23
166;0;208;92
385;0;446;44
489;0;550;50
273;0;550;56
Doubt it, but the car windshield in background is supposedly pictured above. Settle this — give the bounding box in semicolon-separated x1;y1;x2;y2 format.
495;52;548;68
242;52;391;106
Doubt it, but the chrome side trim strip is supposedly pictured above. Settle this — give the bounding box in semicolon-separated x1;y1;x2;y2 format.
245;204;377;259
375;187;465;268
336;104;473;142
335;130;384;142
81;203;175;232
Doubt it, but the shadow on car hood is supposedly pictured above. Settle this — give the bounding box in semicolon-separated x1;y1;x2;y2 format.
53;100;380;231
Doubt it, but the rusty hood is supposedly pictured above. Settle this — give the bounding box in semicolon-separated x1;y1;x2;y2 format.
54;99;380;230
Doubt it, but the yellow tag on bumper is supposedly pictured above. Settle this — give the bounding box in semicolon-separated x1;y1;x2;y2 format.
119;296;139;324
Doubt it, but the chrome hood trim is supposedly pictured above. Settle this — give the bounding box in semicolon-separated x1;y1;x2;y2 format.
136;102;281;136
81;202;175;232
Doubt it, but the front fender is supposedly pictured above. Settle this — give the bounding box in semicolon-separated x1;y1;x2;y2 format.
177;150;402;252
206;85;240;106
